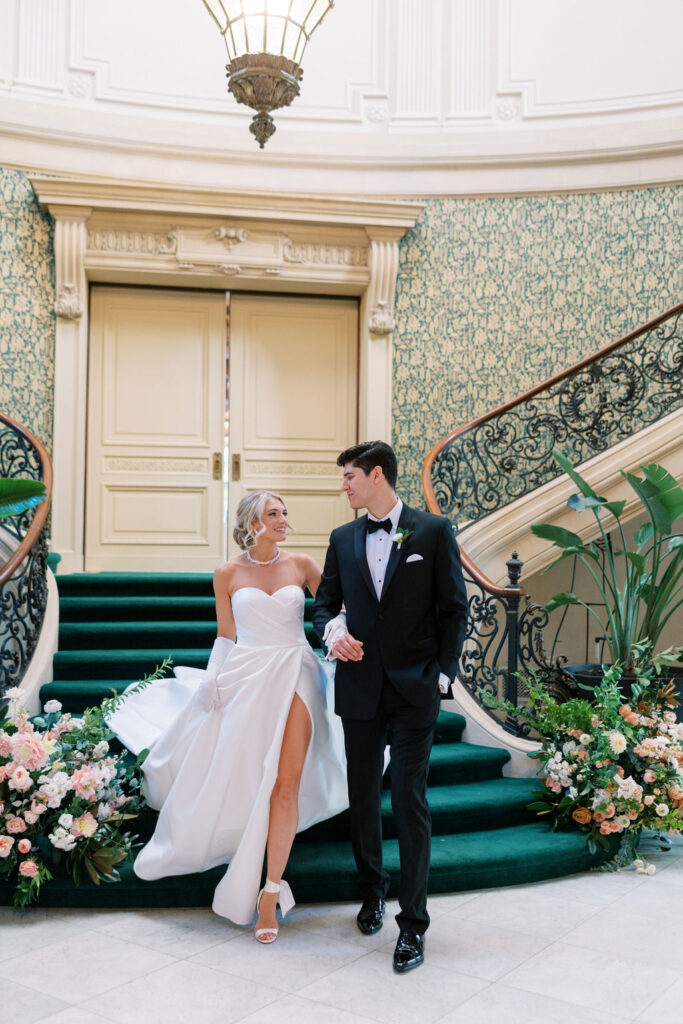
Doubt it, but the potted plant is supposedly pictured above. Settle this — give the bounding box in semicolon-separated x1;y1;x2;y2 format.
0;478;46;521
531;451;683;691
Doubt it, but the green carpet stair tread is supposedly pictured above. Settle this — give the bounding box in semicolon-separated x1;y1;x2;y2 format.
299;777;539;842
57;621;319;650
59;596;219;622
427;742;509;785
55;572;215;597
0;822;611;909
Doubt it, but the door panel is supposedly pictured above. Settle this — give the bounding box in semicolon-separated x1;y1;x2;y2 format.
86;286;225;571
229;294;358;564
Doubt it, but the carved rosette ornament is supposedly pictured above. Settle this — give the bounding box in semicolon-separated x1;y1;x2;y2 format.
227;53;303;148
55;284;83;321
368;300;395;336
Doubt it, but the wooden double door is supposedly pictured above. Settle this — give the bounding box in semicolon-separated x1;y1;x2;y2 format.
85;287;358;570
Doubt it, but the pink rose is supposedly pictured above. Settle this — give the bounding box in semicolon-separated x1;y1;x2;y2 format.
0;732;12;757
8;765;33;792
644;769;657;783
70;766;100;801
644;795;655;805
70;812;98;839
17;839;31;854
19;860;38;877
11;733;48;772
23;811;38;825
6;817;26;834
0;836;15;857
30;801;47;816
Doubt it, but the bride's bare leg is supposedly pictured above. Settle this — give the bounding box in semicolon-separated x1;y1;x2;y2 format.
256;693;312;937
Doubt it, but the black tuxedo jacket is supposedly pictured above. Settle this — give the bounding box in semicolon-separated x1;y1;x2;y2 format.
313;503;468;720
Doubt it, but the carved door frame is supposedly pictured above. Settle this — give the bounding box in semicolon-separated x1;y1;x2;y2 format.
30;177;424;572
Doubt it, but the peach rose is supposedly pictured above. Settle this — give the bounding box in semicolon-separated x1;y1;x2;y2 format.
19;860;38;877
0;836;15;857
644;769;656;783
571;806;592;825
23;811;38;825
6;817;26;834
30;801;47;816
70;813;98;839
17;839;31;854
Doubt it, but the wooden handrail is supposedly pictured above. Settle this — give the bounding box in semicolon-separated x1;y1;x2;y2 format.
422;299;683;597
0;412;53;587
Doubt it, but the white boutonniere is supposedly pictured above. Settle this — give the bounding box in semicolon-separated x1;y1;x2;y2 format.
390;527;413;547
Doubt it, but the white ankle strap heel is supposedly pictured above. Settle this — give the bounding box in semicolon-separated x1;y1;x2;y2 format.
254;878;295;943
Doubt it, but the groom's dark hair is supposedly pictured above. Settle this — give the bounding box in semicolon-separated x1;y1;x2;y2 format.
337;441;398;489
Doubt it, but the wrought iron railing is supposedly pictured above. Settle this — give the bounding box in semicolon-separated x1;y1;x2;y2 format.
0;413;53;692
423;303;683;732
424;302;683;529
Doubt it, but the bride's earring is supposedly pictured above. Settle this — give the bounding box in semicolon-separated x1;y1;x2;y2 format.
254;878;295;944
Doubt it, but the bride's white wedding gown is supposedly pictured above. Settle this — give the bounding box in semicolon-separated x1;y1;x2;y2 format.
107;585;349;925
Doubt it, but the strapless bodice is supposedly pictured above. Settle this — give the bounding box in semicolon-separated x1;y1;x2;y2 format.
232;585;309;649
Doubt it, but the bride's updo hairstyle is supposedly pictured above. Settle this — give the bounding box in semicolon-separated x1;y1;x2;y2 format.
233;490;292;552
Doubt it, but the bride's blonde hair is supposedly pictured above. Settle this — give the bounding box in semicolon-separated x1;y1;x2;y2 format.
233;490;293;552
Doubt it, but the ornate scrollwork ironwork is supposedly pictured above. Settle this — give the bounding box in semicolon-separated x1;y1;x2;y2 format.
0;419;50;692
432;308;683;526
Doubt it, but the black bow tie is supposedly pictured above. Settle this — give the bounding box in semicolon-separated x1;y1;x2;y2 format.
367;518;392;535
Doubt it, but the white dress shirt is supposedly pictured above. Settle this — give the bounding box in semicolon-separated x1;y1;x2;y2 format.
366;498;402;599
366;499;451;694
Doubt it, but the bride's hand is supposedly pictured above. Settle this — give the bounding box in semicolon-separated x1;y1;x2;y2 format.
330;632;364;662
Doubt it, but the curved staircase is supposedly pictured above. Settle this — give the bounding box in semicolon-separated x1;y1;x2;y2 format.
14;569;609;909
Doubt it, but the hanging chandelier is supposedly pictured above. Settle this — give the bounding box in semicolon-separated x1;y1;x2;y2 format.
202;1;335;149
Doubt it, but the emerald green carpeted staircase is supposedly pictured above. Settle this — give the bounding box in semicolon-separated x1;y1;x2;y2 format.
7;571;610;908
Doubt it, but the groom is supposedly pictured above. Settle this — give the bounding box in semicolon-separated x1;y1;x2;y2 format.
313;441;468;973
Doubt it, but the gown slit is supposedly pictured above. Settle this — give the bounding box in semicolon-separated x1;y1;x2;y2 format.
106;584;348;925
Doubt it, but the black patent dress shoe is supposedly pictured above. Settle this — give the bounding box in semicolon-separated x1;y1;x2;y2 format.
392;930;425;973
356;896;386;935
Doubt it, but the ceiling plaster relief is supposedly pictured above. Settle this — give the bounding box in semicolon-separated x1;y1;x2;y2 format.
2;0;682;193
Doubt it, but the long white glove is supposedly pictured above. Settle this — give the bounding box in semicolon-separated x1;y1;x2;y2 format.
206;636;235;680
323;612;347;661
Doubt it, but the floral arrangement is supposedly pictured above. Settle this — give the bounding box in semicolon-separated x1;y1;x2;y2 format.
485;645;683;869
0;662;169;907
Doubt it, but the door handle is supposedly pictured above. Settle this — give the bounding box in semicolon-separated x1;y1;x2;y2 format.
231;453;241;481
212;452;223;480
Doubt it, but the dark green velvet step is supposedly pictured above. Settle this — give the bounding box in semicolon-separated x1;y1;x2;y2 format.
300;777;538;843
0;822;610;910
59;596;218;623
55;572;214;597
58;620;320;650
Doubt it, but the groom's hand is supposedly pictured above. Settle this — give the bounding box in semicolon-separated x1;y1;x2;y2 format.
330;632;364;662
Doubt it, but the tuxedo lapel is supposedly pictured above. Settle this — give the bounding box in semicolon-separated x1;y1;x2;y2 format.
380;503;414;601
353;516;376;599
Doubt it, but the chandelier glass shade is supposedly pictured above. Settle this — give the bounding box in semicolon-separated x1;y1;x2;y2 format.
202;0;334;148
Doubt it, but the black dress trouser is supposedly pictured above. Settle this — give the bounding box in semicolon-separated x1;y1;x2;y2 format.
341;674;440;935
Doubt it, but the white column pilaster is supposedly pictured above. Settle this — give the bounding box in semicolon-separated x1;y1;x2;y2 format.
51;205;91;572
359;228;402;442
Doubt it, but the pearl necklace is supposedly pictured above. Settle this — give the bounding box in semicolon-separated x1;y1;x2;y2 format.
246;547;281;566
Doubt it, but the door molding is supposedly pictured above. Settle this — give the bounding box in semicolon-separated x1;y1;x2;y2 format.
31;176;424;571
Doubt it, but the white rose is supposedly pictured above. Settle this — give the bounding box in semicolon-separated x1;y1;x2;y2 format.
646;864;656;875
609;730;627;755
58;813;73;829
43;700;62;714
579;733;591;745
655;803;669;817
93;741;109;759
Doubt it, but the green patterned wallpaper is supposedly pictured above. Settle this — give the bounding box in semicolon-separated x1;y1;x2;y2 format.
0;168;55;447
1;169;682;504
394;186;683;506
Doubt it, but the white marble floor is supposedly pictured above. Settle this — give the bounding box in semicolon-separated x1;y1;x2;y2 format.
2;834;683;1024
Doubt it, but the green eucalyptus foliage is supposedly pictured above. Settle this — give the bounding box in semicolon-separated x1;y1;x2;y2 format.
531;450;683;668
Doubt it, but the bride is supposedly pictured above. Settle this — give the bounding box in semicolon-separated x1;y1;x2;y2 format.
107;490;349;942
